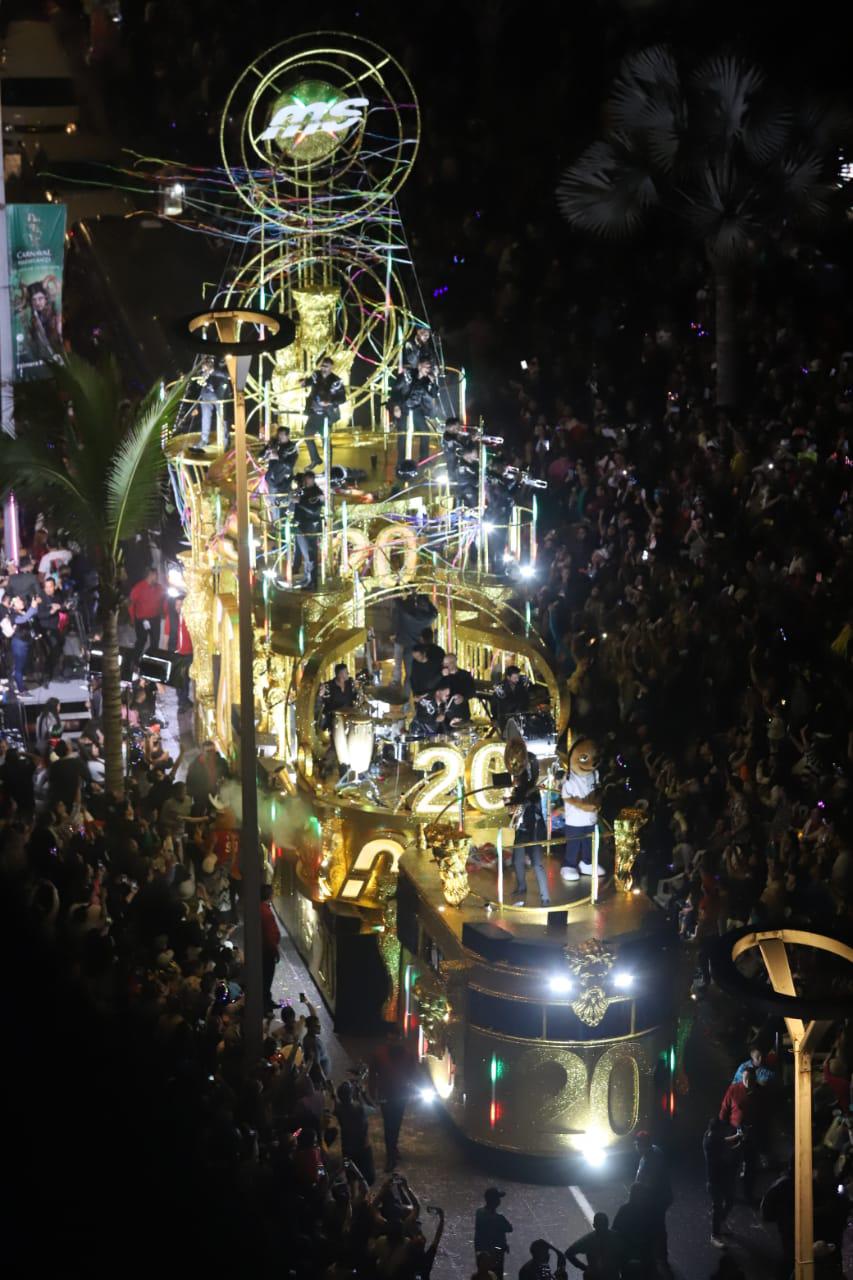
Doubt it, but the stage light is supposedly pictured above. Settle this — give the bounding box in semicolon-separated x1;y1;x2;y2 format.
576;1131;608;1168
483;521;495;534
548;973;573;995
519;564;535;579
613;970;634;990
502;551;514;563
419;1085;437;1104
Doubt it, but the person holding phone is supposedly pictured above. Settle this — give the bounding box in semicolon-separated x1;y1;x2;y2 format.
266;991;312;1039
518;1239;565;1280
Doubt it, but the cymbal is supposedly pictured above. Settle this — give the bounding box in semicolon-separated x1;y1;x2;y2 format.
364;685;409;705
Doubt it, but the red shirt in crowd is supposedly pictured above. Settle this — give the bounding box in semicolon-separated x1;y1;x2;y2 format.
824;1060;851;1111
719;1081;763;1128
260;900;281;956
161;604;193;655
370;1040;418;1102
213;828;241;880
129;578;166;621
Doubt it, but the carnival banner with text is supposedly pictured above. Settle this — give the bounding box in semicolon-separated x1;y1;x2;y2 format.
5;203;66;381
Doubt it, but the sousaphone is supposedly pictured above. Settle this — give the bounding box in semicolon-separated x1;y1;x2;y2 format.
504;732;529;778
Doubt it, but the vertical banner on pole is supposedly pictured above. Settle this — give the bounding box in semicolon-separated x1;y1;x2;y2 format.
5;203;67;382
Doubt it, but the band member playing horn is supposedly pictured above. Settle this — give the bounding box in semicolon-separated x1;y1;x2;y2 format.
302;355;346;467
492;665;531;730
190;355;229;453
508;745;551;908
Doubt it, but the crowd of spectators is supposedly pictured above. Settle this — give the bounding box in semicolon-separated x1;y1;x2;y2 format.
0;620;455;1277
503;305;853;966
2;6;852;1276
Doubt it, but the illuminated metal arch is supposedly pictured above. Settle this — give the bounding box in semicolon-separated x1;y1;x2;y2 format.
283;576;562;774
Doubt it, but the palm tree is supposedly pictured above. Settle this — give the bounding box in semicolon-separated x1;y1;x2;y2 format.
0;356;185;796
557;46;842;407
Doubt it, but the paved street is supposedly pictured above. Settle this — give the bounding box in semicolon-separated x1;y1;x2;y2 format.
272;916;788;1280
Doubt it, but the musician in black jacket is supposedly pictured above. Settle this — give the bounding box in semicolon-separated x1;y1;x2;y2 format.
36;576;65;683
389;358;438;461
401;325;438;373
492;666;531;728
264;427;297;522
302;356;346;466
293;471;324;589
509;754;551;907
410;684;453;738
455;443;481;509
317;662;358;731
190;355;230;452
440;654;476;724
263;424;298;471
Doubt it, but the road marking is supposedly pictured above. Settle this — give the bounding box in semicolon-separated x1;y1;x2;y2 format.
569;1184;595;1226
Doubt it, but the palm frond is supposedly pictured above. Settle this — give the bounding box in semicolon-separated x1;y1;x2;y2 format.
557;136;659;238
680;164;758;262
791;100;853;159
777;152;832;219
0;438;102;546
691;54;765;147
48;353;127;511
608;45;684;173
617;46;680;94
104;378;186;559
55;352;124;453
740;99;791;166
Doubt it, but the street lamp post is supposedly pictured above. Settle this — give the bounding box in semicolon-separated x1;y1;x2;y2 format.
184;309;294;1066
712;927;853;1280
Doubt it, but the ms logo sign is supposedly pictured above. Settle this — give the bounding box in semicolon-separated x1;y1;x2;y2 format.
258;80;369;162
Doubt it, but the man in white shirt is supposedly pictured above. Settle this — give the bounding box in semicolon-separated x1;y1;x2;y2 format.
559;739;603;883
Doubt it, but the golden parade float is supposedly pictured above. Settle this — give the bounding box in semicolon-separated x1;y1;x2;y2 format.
165;33;678;1160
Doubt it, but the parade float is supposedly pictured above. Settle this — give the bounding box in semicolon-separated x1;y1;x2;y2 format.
165;33;678;1159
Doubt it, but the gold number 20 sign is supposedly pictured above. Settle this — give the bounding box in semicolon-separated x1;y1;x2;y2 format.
411;741;508;816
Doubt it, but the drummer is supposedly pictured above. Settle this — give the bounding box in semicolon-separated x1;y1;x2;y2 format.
410;684;457;738
318;662;358;731
410;642;444;703
440;654;476;725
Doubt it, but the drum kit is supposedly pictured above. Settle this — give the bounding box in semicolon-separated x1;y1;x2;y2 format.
331;680;409;796
327;674;562;808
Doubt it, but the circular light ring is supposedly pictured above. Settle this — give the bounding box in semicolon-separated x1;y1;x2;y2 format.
332;527;371;574
224;244;409;415
221;32;419;226
373;522;419;587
